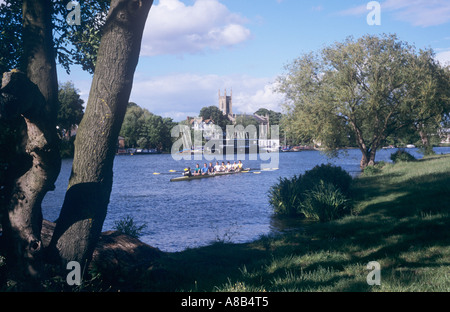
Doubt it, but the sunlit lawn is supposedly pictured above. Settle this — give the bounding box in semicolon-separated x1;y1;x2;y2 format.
137;154;450;292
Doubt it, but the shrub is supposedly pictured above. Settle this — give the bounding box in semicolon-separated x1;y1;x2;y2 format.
299;181;351;222
301;164;353;196
390;149;416;163
268;164;353;220
268;175;303;216
362;161;388;176
113;215;147;238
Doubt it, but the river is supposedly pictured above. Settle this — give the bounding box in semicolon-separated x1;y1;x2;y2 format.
42;147;450;252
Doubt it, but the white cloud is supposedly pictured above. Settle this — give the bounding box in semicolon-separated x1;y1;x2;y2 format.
436;50;450;67
129;73;284;121
340;0;450;27
141;0;251;56
233;81;284;114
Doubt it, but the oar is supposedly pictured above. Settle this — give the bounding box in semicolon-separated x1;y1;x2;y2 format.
247;168;279;171
153;170;184;175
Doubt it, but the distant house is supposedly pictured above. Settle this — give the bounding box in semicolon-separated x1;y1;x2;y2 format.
439;128;450;144
187;117;221;140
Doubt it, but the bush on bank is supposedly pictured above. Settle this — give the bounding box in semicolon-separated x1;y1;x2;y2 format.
268;164;353;221
390;149;416;163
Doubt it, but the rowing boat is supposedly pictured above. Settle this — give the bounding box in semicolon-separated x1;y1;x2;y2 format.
170;168;250;182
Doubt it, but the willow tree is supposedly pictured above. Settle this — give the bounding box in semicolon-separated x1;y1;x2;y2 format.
0;0;153;285
278;34;450;169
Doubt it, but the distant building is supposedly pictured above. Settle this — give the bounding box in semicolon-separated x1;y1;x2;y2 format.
187;116;221;140
218;88;272;135
118;136;125;149
186;88;272;138
218;89;233;118
439;128;450;144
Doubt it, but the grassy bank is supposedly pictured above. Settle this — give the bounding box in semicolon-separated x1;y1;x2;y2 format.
111;154;450;291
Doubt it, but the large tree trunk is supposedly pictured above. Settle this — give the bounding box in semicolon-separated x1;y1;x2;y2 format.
0;0;60;284
359;148;377;169
47;0;153;271
22;0;59;122
0;71;60;283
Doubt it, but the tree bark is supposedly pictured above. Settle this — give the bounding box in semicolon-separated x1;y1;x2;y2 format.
48;0;153;271
0;71;60;283
22;0;59;122
0;0;60;283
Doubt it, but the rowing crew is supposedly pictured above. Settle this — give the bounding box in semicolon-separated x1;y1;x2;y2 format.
184;161;244;177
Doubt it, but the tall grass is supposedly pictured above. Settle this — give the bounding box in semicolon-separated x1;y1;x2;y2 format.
300;181;351;222
268;175;303;215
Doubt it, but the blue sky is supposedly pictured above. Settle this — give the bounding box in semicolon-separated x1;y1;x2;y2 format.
57;0;450;121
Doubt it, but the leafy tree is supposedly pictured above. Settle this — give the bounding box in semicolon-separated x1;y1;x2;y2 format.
120;104;150;147
0;0;110;75
120;104;174;151
254;108;283;125
234;114;259;128
199;105;232;131
0;0;23;74
278;34;450;168
57;81;84;137
0;0;153;286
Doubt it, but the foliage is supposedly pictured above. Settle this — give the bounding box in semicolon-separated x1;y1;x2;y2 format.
199;106;232;131
390;149;416;163
0;0;110;75
299;181;351;222
119;103;175;151
268;164;353;218
362;161;388;176
301;164;353;196
0;0;23;74
277;33;450;168
57;81;84;135
113;215;147;239
233;114;260;129
254;108;283;126
268;175;303;216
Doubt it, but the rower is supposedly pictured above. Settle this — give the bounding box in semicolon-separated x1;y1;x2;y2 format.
201;163;209;175
226;161;232;172
214;161;221;172
193;164;201;176
183;167;192;177
237;160;243;172
208;162;215;174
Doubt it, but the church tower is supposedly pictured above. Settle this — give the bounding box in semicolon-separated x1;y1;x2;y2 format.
218;88;233;116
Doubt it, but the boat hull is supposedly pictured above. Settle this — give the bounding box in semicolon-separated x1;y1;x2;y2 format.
170;169;249;182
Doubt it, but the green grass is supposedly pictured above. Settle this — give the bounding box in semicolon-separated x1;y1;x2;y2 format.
106;155;450;292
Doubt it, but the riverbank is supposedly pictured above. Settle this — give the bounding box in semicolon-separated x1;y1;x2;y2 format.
122;153;450;292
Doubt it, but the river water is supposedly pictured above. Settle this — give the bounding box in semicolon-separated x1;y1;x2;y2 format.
42;147;450;252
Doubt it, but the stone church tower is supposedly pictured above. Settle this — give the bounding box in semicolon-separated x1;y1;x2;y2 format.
218;89;233;116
